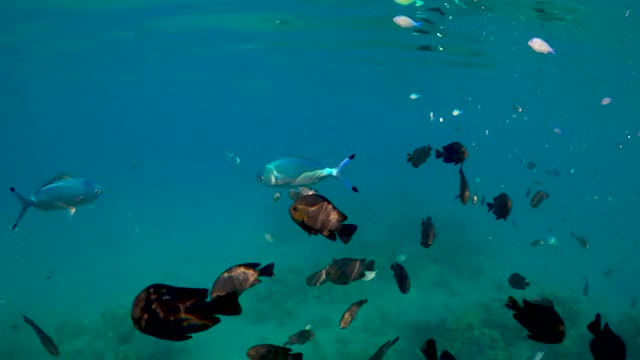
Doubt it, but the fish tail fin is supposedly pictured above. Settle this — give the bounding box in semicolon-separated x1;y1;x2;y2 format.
435;149;444;159
337;224;358;244
258;262;275;278
206;291;242;316
333;154;359;193
289;353;303;360
10;188;35;230
505;296;521;312
587;313;602;336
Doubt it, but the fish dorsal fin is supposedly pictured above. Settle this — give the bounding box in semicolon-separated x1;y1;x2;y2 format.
42;173;73;188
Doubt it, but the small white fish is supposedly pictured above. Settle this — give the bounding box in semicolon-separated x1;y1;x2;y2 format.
528;37;555;54
600;97;612;105
362;271;377;281
393;15;421;28
409;93;421;99
257;155;358;192
452;109;462;116
222;149;240;166
264;232;275;242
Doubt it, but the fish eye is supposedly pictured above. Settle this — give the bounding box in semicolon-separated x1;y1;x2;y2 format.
258;176;263;180
292;206;298;211
95;189;101;194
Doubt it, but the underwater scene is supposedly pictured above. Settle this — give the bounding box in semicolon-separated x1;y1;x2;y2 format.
0;0;638;359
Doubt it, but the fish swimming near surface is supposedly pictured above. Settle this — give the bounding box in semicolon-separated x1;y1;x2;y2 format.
247;344;303;360
210;262;274;300
257;154;358;192
587;313;626;360
369;336;400;360
131;283;241;341
420;217;436;248
505;296;565;344
435;142;468;165
325;258;376;285
390;262;411;294
530;190;549;208
289;194;358;244
283;326;314;346
407;145;432;168
23;316;59;356
456;167;470;205
10;173;102;230
420;338;456;360
487;192;512;221
339;299;368;329
508;273;530;290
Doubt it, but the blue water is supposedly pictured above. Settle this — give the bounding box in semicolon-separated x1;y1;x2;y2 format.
1;0;639;359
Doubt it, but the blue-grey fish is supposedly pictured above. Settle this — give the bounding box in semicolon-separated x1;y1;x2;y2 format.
257;154;359;193
23;316;60;356
10;173;102;230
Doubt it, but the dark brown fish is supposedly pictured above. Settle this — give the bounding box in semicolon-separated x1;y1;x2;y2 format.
23;316;59;356
530;190;549;208
435;142;468;165
390;262;411;294
420;217;435;248
526;161;537;170
369;336;400;360
131;283;241;341
210;262;274;299
487;192;512;221
505;296;565;344
339;299;368;329
576;237;590;249
587;313;626;360
407;145;433;168
246;344;303;360
508;273;530;290
305;266;329;288
456;167;470;205
420;338;456;360
531;239;544;247
325;258;375;285
283;329;314;346
289;194;358;244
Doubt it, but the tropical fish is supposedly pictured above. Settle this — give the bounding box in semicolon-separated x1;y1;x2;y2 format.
289;194;358;244
131;283;241;341
257;155;358;192
305;266;329;288
10;173;102;230
420;217;435;248
393;15;421;28
23;316;59;356
420;338;456;360
325;258;376;285
508;273;530;290
283;326;314;346
247;344;303;360
487;192;512;221
528;37;555;54
456;167;470;205
369;336;400;360
210;263;274;299
407;145;432;168
390;262;411;294
505;296;565;344
587;313;626;360
435;142;468;165
530;191;549;208
339;299;368;329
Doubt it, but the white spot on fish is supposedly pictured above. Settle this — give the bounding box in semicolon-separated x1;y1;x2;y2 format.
452;109;462;116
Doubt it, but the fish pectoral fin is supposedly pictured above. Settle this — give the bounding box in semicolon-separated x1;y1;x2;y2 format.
68;207;77;216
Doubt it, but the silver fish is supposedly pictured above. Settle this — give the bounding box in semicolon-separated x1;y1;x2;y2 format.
10;173;102;230
257;154;359;192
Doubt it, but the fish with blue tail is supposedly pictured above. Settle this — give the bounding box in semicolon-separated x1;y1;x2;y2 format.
9;173;102;230
23;316;59;356
257;154;359;193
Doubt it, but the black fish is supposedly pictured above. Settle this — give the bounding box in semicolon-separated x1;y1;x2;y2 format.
587;313;626;360
420;216;435;248
283;329;314;346
456;167;470;205
530;190;549;208
247;344;303;360
435;142;468;165
508;273;530;290
325;258;375;285
407;145;432;168
340;299;368;329
369;336;400;360
419;338;456;360
289;194;358;244
487;192;512;221
210;262;274;299
390;262;411;294
505;296;565;344
23;316;59;356
417;45;437;52
131;284;241;341
425;7;446;16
